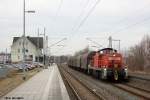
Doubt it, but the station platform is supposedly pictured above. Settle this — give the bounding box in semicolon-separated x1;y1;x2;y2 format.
0;65;70;100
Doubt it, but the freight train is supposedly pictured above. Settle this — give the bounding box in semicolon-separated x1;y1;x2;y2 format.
67;48;128;81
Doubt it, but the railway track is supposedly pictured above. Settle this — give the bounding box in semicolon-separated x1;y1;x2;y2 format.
127;74;150;93
58;65;105;100
58;66;81;100
59;65;125;100
59;64;150;100
113;83;150;100
126;83;150;93
129;75;150;81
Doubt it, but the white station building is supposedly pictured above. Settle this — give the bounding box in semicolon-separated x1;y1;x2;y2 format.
11;36;45;63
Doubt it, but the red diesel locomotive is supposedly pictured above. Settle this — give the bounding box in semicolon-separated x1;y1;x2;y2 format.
68;48;128;81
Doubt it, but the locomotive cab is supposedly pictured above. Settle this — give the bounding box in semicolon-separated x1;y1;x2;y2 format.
96;48;128;80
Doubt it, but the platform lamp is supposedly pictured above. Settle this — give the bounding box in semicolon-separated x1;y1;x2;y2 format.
22;0;35;80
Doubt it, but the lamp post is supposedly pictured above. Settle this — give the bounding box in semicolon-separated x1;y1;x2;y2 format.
37;28;40;63
22;0;35;80
39;27;46;66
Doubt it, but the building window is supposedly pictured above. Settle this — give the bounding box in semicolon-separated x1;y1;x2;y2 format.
18;49;20;53
26;49;29;53
22;49;28;53
29;55;33;58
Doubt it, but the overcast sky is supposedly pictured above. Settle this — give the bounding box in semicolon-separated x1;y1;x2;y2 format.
0;0;150;55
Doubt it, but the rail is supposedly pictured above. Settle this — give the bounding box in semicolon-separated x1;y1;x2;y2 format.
59;65;105;100
113;83;150;100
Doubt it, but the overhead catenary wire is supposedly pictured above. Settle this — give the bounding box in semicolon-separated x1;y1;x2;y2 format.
111;2;150;29
86;36;107;47
63;0;101;55
50;0;63;34
71;0;90;32
53;0;101;55
71;0;101;35
110;15;150;36
108;16;150;51
103;2;150;52
49;38;67;48
53;1;150;55
86;36;106;40
109;2;150;36
54;0;63;19
86;38;104;48
52;45;66;54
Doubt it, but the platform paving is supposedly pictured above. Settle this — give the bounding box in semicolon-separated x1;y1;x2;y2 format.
0;65;70;100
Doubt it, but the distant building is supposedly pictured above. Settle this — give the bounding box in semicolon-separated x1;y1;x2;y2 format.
11;36;44;63
53;56;68;64
0;53;11;64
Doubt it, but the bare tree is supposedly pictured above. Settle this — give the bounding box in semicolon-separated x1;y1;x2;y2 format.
125;34;150;72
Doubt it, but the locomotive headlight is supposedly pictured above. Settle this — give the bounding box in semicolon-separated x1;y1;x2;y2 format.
124;68;128;73
124;68;128;78
103;68;107;79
